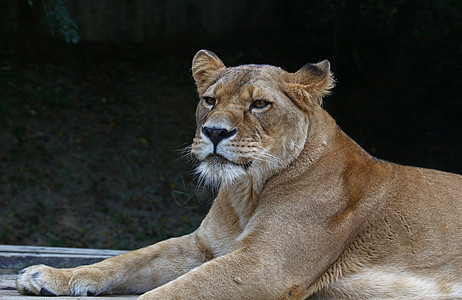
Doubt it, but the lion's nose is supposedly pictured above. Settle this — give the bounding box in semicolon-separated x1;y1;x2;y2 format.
202;126;237;148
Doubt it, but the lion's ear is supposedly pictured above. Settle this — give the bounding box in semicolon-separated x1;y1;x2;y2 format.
192;50;226;95
283;60;335;111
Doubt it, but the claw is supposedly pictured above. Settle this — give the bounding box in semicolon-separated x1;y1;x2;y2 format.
22;287;35;296
40;287;56;296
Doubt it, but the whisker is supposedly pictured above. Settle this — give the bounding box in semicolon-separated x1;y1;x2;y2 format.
177;145;195;162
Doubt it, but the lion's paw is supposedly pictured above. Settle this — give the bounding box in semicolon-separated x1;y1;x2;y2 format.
16;265;69;296
16;265;100;296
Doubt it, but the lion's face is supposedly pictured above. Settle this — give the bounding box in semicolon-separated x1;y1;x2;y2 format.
191;65;309;187
190;50;333;188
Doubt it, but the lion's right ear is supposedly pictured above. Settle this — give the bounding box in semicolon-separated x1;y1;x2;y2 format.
192;50;226;95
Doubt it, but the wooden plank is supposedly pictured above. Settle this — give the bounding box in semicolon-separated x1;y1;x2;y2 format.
0;245;126;257
0;275;138;299
0;245;127;271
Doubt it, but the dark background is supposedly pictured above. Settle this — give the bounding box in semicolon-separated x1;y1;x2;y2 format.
1;0;461;250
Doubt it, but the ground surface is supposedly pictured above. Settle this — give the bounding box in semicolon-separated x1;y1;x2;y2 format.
0;43;214;250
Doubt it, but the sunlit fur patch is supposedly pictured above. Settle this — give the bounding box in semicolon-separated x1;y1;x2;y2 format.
316;267;462;300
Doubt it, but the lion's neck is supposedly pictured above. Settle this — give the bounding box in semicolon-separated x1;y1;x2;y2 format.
220;176;259;229
270;107;356;184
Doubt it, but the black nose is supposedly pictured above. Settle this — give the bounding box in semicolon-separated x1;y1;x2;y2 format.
202;126;237;147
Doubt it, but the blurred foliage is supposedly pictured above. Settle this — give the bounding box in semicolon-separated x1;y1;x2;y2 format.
336;0;462;39
416;0;462;40
360;0;399;34
27;0;80;44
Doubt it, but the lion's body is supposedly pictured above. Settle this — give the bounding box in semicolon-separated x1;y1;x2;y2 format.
17;51;462;299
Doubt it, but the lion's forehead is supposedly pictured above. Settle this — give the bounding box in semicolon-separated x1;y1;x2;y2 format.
220;64;286;82
211;65;288;100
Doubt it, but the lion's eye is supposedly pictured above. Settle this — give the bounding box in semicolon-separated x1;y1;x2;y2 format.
203;97;216;107
249;100;270;112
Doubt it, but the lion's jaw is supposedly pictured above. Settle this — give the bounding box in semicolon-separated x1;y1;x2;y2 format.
191;66;310;191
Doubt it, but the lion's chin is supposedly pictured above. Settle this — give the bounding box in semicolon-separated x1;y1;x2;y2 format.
196;155;250;188
207;154;253;169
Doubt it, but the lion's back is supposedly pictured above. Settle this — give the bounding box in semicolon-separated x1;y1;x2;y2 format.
391;164;462;224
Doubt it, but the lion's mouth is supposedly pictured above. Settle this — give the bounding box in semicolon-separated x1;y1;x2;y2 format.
206;154;253;170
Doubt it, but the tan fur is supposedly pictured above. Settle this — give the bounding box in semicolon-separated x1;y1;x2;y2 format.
17;50;462;299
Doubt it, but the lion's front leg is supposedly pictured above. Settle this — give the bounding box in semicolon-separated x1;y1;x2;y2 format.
16;233;206;296
138;249;292;300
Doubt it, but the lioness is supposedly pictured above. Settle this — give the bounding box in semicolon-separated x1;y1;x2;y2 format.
17;50;462;299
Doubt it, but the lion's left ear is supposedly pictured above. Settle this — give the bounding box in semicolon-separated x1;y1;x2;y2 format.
192;50;226;95
283;60;335;111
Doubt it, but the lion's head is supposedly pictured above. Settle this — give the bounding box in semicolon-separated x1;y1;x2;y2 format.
191;50;334;189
